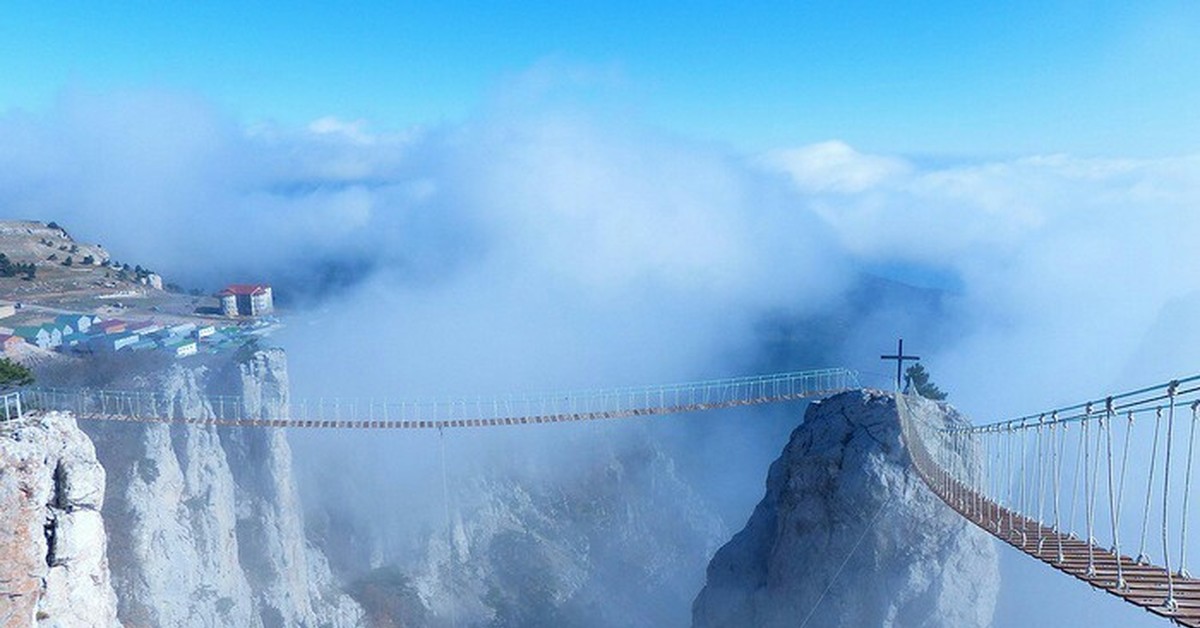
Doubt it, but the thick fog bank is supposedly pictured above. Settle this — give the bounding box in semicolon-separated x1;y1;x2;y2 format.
4;78;1200;626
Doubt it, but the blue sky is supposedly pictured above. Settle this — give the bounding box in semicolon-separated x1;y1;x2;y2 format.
2;1;1197;157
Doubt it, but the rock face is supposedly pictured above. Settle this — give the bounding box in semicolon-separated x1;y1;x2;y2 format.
307;425;728;628
81;349;362;628
0;412;119;628
414;435;727;627
692;390;999;628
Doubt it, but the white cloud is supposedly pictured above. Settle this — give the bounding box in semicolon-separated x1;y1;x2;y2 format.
761;140;910;193
763;144;1200;414
3;85;1200;419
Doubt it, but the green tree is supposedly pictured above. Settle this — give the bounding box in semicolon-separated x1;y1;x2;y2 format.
0;358;33;390
905;363;947;400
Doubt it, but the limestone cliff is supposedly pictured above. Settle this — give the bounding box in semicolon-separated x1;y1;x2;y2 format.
79;349;362;628
0;412;119;628
413;435;727;627
692;390;999;628
300;424;729;628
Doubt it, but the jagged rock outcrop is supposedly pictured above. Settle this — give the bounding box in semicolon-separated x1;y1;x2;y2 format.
80;349;362;628
692;390;999;628
0;412;119;628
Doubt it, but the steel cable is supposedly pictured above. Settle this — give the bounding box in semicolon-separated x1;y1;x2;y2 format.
1137;407;1163;565
1162;385;1178;610
1181;401;1199;579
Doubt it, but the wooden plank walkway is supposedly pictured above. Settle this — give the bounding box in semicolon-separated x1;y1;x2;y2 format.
46;390;848;429
911;446;1200;626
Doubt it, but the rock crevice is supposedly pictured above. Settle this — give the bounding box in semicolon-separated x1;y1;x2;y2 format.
0;412;120;628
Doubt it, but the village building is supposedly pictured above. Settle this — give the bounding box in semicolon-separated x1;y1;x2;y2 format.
14;325;62;349
13;326;50;349
195;324;216;339
170;340;198;358
168;322;196;337
56;314;99;335
0;334;22;354
90;333;139;353
219;284;274;317
131;338;157;352
97;320;127;335
0;302;15;320
126;320;163;336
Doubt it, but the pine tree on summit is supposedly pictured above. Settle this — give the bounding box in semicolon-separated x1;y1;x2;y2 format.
904;363;947;400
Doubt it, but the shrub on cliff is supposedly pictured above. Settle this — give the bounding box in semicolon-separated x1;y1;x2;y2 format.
0;358;33;390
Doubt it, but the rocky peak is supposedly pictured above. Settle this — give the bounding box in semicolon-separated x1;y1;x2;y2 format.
692;389;999;628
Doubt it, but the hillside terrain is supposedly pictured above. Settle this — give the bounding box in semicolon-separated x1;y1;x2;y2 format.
1;220;276;367
0;220;228;330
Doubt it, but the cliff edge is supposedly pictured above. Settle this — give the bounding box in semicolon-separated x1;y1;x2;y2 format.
0;412;119;628
81;348;362;628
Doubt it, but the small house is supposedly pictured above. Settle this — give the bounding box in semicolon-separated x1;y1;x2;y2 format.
0;334;22;354
218;284;273;317
90;333;139;353
13;326;51;349
168;323;196;337
112;333;139;351
127;321;163;337
55;314;98;335
131;338;157;352
19;325;64;349
45;326;63;348
97;320;127;335
195;325;216;340
171;341;198;358
0;302;15;320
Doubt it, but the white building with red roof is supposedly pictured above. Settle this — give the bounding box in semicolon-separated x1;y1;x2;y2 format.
218;284;274;317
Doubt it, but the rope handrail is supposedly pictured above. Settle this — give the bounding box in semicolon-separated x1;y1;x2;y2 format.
20;367;857;404
15;367;859;428
962;375;1200;432
897;377;1200;627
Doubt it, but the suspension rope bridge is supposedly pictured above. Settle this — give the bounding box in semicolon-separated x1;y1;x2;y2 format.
9;357;1200;625
7;367;859;429
898;376;1200;627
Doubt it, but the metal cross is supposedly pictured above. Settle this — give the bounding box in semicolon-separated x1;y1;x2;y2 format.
881;338;920;391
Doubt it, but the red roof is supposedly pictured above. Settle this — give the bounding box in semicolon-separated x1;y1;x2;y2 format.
220;284;270;296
